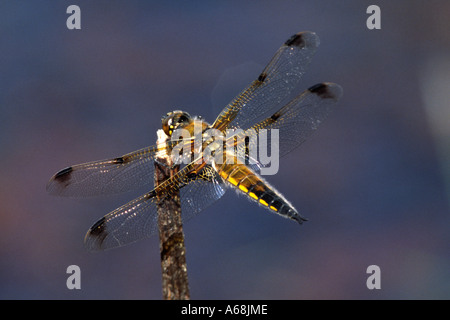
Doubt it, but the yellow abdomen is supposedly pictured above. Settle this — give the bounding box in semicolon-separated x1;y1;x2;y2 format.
217;162;306;223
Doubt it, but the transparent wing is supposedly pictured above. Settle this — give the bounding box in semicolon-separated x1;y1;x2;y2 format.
84;165;226;251
212;31;320;132
46;141;183;197
243;82;343;166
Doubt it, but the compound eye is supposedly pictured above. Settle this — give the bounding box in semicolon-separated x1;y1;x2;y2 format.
176;112;191;125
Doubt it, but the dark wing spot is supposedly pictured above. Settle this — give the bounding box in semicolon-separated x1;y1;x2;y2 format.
308;83;336;99
112;156;131;164
54;167;73;183
270;111;281;122
87;217;108;249
285;33;305;47
257;72;267;82
144;190;157;200
112;157;124;164
284;31;319;49
89;217;106;236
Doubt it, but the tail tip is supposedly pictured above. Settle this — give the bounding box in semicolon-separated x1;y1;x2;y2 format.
293;214;308;224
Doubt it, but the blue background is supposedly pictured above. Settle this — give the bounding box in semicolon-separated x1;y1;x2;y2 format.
1;0;449;299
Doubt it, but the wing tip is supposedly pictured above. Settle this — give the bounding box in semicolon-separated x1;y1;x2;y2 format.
46;166;73;194
84;217;108;252
308;82;343;102
285;31;320;49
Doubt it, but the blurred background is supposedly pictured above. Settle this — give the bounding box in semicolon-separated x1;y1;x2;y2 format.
1;0;449;299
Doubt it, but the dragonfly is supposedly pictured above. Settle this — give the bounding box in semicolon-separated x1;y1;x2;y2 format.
47;31;343;251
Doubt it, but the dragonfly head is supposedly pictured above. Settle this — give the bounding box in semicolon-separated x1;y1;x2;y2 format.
162;110;193;137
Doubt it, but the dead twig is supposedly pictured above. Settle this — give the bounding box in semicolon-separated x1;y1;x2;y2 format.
155;130;190;300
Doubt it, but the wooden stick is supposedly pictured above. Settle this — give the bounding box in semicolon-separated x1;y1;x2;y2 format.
155;129;190;300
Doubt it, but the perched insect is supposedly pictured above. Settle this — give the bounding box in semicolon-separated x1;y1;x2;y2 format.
47;31;342;251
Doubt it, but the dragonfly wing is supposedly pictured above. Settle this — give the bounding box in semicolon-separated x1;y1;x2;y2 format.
46;142;182;197
212;31;320;131
84;164;226;251
178;164;227;222
242;82;343;167
84;191;158;251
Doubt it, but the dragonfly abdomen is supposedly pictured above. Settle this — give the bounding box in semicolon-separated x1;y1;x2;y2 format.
219;164;307;224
